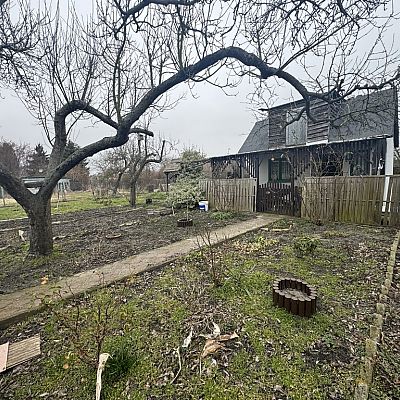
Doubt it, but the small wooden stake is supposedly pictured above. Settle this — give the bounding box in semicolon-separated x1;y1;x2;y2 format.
96;353;110;400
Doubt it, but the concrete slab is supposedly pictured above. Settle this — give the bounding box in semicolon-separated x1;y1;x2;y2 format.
0;214;281;328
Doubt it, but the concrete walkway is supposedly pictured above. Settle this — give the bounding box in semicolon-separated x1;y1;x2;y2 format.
0;214;281;328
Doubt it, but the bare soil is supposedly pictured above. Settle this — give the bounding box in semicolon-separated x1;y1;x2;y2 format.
0;206;253;294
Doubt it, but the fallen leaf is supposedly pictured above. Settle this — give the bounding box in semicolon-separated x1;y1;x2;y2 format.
40;276;49;285
18;230;26;242
201;339;225;358
201;322;221;339
53;235;67;241
212;322;221;338
216;332;239;342
182;327;193;348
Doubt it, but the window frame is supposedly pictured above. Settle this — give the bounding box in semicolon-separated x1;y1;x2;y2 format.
268;158;292;183
286;109;307;146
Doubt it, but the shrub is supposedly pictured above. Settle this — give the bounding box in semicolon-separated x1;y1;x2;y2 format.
293;236;320;257
165;177;203;209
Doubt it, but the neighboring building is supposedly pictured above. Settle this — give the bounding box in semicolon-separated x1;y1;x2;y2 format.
163;159;182;191
163;158;212;191
22;177;70;194
210;88;399;184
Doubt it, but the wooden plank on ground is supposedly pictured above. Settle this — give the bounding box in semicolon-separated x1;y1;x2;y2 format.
0;335;40;373
6;335;41;370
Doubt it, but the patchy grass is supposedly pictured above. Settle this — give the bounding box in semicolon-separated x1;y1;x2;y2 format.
0;191;168;221
0;219;396;399
0;244;66;290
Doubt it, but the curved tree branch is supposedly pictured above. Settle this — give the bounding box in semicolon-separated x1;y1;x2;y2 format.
0;162;34;209
124;46;314;129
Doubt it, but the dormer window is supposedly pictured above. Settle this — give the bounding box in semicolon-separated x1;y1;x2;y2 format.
286;109;307;146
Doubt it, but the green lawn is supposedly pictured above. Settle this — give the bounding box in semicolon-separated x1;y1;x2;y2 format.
0;191;167;220
1;219;394;399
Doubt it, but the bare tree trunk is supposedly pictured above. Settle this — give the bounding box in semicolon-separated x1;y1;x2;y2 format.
129;181;137;207
26;196;53;256
112;171;124;196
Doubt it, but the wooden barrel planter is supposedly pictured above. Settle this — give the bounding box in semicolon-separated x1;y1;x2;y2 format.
177;218;193;227
272;278;317;317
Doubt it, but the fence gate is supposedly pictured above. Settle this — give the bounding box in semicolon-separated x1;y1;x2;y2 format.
257;182;301;216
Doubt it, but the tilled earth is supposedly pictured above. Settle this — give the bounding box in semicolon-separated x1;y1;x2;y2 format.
0;206;253;294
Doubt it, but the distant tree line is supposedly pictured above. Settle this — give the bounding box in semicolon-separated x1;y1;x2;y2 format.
0;138;90;190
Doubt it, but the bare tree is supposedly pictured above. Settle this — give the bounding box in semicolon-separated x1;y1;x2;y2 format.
0;0;43;89
126;135;166;207
0;0;399;255
95;134;168;206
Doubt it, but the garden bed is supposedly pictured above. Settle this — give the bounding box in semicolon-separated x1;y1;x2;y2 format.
0;219;397;399
0;206;252;294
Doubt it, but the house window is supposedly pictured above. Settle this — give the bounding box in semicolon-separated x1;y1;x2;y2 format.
286;109;307;146
269;159;291;182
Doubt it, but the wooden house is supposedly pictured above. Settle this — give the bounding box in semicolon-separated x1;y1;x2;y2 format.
210;88;398;184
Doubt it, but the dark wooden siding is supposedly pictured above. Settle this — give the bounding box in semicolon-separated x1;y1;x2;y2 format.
307;101;330;142
268;100;330;148
268;108;287;148
211;153;260;180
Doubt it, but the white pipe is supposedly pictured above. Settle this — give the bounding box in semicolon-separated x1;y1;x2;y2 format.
383;137;394;212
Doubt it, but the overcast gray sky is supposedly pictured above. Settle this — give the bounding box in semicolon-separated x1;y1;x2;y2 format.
0;1;398;160
0;74;297;159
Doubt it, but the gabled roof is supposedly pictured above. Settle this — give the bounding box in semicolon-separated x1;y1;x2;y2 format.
238;88;398;153
329;88;397;143
163;159;181;174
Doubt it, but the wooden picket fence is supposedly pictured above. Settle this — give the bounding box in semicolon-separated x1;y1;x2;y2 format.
199;178;257;212
301;175;400;226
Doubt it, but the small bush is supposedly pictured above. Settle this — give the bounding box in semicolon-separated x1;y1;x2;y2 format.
293;236;320;257
165;178;203;209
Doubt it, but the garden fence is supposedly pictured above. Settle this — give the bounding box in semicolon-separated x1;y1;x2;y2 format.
301;175;400;226
199;178;257;212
